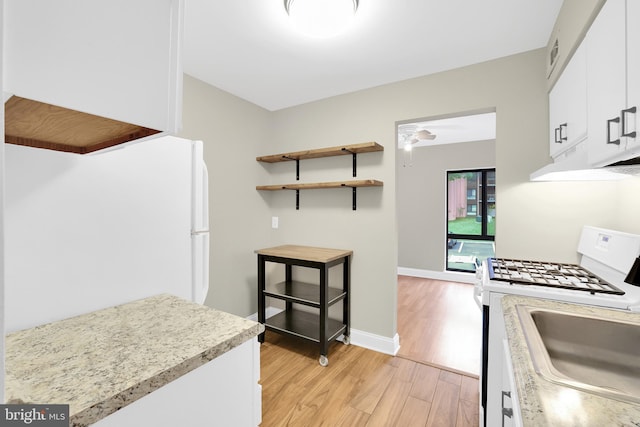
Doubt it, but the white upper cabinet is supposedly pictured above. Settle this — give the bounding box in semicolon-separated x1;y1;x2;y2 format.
548;43;587;159
4;0;183;136
625;0;640;156
586;0;638;166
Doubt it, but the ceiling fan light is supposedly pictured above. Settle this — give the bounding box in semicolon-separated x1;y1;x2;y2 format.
284;0;359;38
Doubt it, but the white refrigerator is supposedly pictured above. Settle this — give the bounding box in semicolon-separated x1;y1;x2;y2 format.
5;136;210;332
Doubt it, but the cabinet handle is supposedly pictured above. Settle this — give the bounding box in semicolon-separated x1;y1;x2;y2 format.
502;390;513;427
607;117;621;145
554;127;561;144
502;408;514;423
559;123;567;142
621;106;637;138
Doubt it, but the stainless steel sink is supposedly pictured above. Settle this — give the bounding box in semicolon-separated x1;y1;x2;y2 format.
516;304;640;404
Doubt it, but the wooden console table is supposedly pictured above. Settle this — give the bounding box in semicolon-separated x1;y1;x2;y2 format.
256;245;352;366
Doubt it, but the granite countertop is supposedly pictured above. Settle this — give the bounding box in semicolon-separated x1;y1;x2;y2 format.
502;295;640;426
5;294;264;427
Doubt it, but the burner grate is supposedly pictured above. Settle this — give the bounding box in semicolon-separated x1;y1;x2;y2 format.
488;257;625;295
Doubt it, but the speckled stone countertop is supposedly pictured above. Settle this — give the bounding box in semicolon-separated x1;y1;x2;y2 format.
502;295;640;427
5;294;264;427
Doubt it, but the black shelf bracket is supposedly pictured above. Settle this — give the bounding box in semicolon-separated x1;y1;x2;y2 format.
352;187;357;210
341;148;357;177
296;189;300;210
340;183;358;210
282;156;300;180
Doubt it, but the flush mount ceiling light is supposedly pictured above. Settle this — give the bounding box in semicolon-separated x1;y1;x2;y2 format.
284;0;359;38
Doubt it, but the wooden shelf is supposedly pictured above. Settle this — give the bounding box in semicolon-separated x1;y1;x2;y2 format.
256;179;383;191
256;142;383;210
5;96;161;154
256;142;383;163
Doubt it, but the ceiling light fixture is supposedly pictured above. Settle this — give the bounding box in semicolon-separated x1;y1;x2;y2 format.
284;0;359;39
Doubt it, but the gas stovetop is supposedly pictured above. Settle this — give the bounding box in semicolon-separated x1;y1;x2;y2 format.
488;257;625;295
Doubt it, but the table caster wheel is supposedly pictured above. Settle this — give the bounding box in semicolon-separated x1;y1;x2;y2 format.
343;336;350;345
319;355;329;367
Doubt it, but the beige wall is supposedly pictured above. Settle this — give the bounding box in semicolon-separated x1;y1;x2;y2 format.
180;45;640;341
178;75;273;317
267;95;397;337
398;140;496;270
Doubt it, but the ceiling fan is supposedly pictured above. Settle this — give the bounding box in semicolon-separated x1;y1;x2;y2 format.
413;129;436;141
399;126;437;149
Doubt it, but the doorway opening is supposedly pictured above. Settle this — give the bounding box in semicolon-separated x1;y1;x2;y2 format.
396;109;496;377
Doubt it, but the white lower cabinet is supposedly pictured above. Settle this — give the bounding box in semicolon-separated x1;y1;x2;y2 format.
93;339;262;427
502;339;523;427
486;293;506;427
486;293;522;427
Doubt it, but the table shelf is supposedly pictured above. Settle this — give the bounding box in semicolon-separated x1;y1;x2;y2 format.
264;281;346;308
265;310;346;344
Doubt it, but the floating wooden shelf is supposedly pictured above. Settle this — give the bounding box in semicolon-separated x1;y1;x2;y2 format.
256;142;384;210
5;96;161;154
256;179;383;191
256;142;383;163
256;180;383;210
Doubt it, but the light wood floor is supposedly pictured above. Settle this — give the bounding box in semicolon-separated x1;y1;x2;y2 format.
260;277;480;426
260;332;478;426
397;276;481;377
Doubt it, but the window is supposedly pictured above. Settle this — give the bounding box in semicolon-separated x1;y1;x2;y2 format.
447;169;496;272
467;189;476;200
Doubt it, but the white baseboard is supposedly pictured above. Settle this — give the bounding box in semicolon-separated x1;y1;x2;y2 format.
397;267;476;284
346;329;400;356
249;307;400;356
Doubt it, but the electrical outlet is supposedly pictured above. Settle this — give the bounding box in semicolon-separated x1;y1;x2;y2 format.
271;216;279;229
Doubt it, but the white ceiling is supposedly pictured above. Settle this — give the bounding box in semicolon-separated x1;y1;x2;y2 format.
183;0;563;112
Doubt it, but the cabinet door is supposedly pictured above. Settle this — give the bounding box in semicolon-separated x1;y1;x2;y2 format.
501;339;522;427
586;0;627;167
4;0;182;133
548;70;567;158
486;293;506;427
549;43;587;159
625;0;640;155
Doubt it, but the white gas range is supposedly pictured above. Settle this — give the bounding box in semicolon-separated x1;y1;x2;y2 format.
475;226;640;427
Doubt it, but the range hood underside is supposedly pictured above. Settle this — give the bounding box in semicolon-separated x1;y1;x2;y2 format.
531;144;640;181
4;96;161;154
